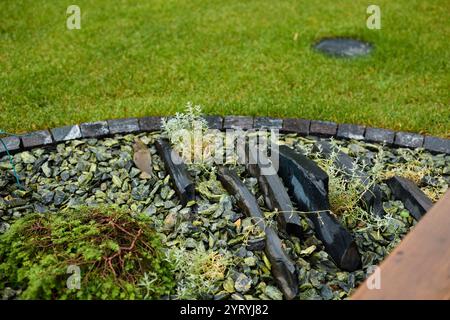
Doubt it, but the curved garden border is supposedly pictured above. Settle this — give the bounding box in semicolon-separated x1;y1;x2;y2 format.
1;116;449;156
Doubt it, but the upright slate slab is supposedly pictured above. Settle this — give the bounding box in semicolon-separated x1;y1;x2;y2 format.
282;118;310;135
0;136;21;155
310;120;337;137
365;127;395;145
337;124;365;140
276;145;361;271
223;116;254;130
51;125;82;142
155;138;195;206
253;117;283;130
386;176;433;221
423;136;450;154
217;166;299;300
139;117;162;132
313;140;386;217
202;116;223;130
21;130;53;149
80;121;110;138
394;132;424;149
246;143;303;237
108;118;140;134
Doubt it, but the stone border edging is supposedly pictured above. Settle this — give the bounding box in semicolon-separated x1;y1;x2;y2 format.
1;116;449;155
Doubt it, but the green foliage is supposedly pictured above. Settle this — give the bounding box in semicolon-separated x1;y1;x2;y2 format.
168;244;232;299
0;206;175;300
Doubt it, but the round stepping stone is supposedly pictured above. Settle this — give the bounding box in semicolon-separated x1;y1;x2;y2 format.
314;38;372;58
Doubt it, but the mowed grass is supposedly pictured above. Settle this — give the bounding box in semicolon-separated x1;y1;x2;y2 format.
0;0;449;137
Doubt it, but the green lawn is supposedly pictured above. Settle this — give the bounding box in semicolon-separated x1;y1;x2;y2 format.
1;0;449;137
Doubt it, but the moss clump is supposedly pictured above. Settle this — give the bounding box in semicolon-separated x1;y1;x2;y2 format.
0;206;175;299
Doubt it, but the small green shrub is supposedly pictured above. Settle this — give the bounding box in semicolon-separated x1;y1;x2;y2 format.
0;206;175;300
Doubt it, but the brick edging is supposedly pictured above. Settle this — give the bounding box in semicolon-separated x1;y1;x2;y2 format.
1;116;449;155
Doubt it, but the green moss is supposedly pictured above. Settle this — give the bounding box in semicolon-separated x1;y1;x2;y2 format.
0;206;175;300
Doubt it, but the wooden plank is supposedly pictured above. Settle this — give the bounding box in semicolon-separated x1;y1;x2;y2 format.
351;189;450;300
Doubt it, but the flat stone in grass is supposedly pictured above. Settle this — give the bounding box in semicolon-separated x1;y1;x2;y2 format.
394;132;424;149
253;117;283;130
310;120;337;137
337;124;365;140
386;176;433;221
223;116;254;130
282;118;310;135
139;116;162;132
0;136;21;155
315;38;372;58
51;125;81;142
423;136;450;154
107;118;139;134
365;127;395;145
21;130;53;149
80;121;109;138
202;115;223;130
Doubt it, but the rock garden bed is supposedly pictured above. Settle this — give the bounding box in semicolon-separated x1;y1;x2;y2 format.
0;111;448;300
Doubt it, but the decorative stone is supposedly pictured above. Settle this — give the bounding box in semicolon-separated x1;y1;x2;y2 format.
337;124;365;140
246;143;302;237
202;116;223;130
394;132;424;149
386;176;433;221
51;125;81;142
310;120;337;137
282;118;310;135
217;166;299;300
365;127;395;145
234;273;252;293
139;117;162;132
277;145;361;271
253;117;283;130
0;136;21;154
107;118;139;134
21;130;53;149
223;116;254;130
423;136;450;154
80;121;109;138
155;138;195;206
315;38;372;58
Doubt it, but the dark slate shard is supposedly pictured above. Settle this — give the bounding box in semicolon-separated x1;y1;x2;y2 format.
310;120;337;137
51;125;81;142
223;116;254;130
277;145;361;271
217;166;298;300
246;238;266;251
246;143;302;238
315;38;372;58
282;118;310;135
80;121;109;138
0;136;21;154
21;130;53;149
139;116;162;132
107;118;139;134
253;117;283;130
386;176;433;221
423;136;450;155
365;127;395;145
337;124;365;140
312;140;386;217
394;132;424;149
155;138;195;206
202;115;223;130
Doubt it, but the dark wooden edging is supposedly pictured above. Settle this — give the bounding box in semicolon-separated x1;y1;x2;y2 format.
351;189;450;300
1;115;449;156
